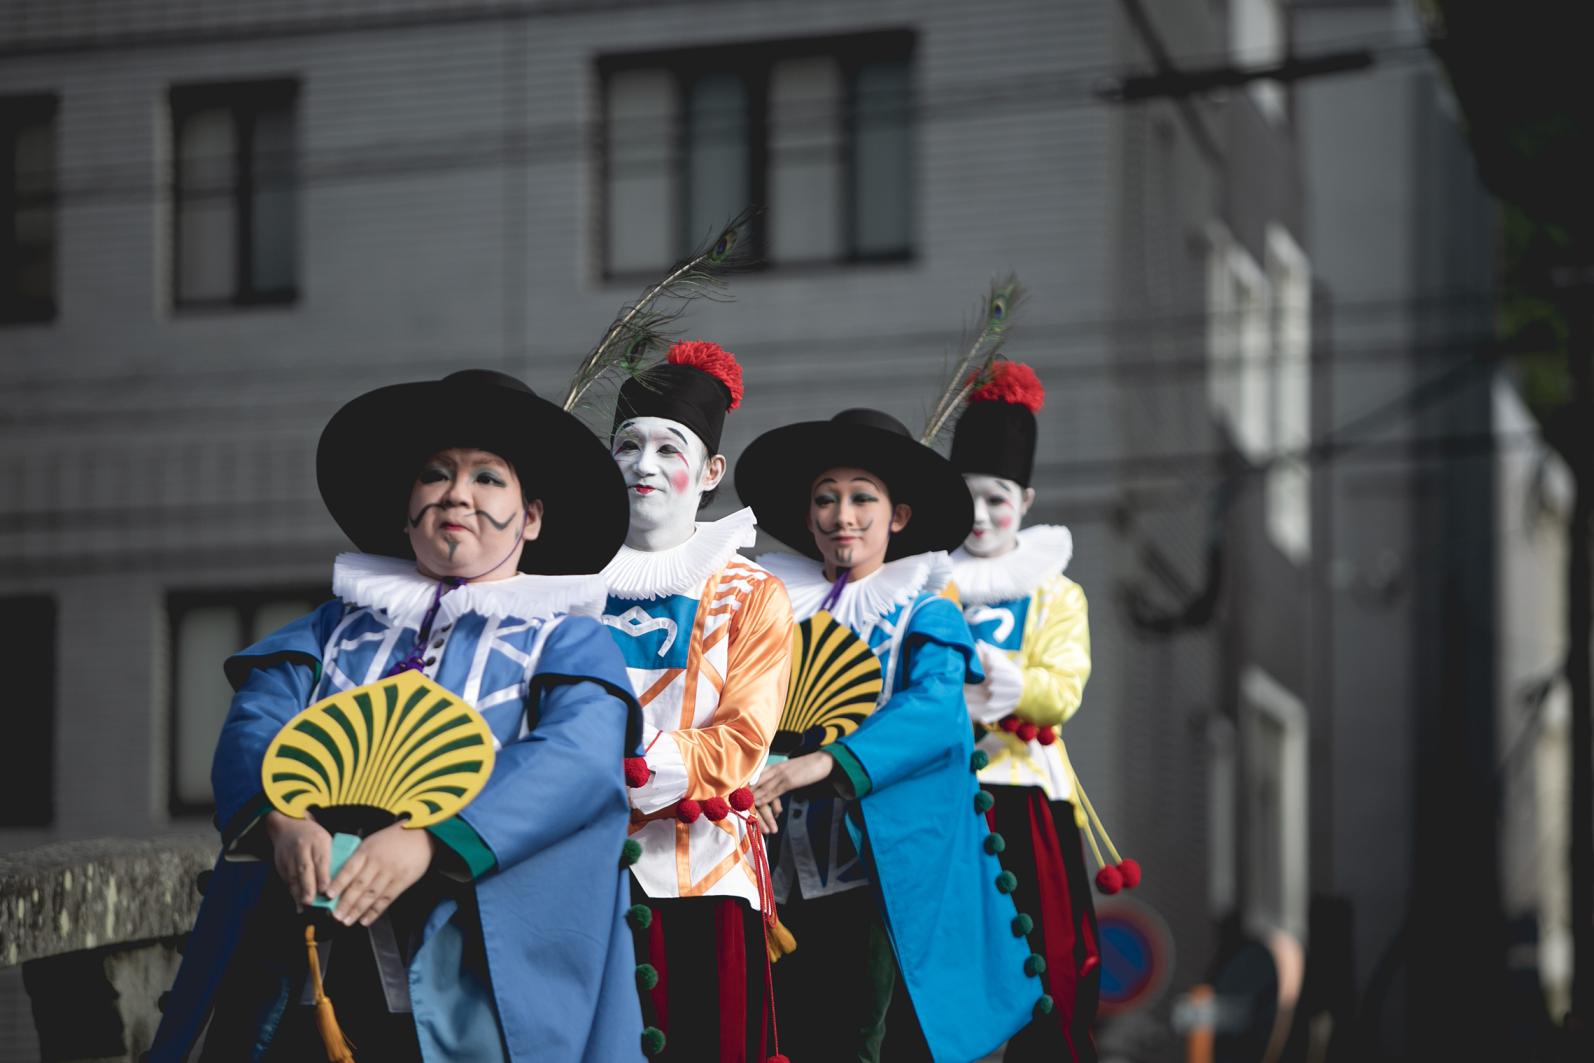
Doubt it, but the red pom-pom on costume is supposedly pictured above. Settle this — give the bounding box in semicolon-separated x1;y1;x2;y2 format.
623;757;651;789
1095;865;1124;895
1016;722;1039;743
729;786;754;812
969;361;1045;413
1118;858;1142;888
702;796;731;822
767;1056;791;1063
667;340;744;410
1035;726;1057;746
1000;715;1023;733
676;799;702;824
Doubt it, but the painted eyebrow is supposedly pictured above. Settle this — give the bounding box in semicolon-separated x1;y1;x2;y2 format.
663;426;689;444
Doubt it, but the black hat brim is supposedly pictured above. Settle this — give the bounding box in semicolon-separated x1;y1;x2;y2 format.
734;421;973;561
317;380;628;575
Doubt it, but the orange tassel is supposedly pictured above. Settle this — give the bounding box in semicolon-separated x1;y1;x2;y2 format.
765;914;798;962
304;925;357;1063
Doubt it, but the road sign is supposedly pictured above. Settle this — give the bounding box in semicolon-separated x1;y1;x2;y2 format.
1097;896;1174;1013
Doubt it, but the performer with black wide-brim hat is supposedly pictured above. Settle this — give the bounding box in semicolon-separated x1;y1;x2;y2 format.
738;404;1042;1063
151;369;648;1063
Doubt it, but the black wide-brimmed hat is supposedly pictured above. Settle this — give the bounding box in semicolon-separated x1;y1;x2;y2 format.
734;408;974;561
317;369;629;574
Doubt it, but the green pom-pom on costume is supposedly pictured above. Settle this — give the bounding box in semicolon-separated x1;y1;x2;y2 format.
970;749;990;771
984;832;1006;854
1024;953;1047;976
621;838;643;867
636;963;659;990
1012;913;1034;936
974;790;995;813
627;903;653;929
996;870;1018;893
642;1027;666;1055
1035;994;1055;1016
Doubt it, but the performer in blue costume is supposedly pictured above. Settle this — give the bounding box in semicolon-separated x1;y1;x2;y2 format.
150;370;647;1063
736;408;1043;1063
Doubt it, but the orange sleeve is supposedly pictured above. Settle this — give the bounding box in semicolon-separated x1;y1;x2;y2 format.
668;572;793;798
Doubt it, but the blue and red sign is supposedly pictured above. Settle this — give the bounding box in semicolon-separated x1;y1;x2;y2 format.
1096;897;1174;1013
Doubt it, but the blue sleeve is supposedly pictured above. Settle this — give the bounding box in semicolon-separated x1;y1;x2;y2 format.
211;600;345;850
829;597;980;797
428;615;643;880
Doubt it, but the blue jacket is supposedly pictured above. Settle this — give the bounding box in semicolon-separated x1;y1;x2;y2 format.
150;585;645;1063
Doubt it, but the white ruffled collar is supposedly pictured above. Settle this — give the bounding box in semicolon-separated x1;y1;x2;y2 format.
950;525;1073;606
757;550;953;632
601;508;759;600
332;553;606;629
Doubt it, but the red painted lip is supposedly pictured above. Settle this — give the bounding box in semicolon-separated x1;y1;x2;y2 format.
442;522;469;532
632;485;657;494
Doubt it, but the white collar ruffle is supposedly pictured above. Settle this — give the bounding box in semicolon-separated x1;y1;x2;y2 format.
601;507;759;601
757;550;953;630
950;525;1073;606
332;553;606;629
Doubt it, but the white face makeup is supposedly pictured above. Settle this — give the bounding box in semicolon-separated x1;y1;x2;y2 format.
405;448;542;582
611;416;726;551
962;473;1034;558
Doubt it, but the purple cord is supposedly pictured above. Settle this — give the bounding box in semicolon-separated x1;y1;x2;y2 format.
819;568;851;613
384;576;465;677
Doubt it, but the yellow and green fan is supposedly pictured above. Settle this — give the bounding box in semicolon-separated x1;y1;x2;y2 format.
772;610;884;757
262;669;496;832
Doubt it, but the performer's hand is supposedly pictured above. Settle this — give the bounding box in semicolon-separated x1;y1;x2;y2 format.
751;751;835;807
755;798;782;835
265;810;332;908
327;822;437;927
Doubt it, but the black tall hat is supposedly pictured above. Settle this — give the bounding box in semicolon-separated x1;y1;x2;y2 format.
949;361;1045;487
611;340;744;453
734;408;974;561
317;369;629;574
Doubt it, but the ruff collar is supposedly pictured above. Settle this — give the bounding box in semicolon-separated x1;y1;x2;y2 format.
332;553;606;630
601;507;759;601
758;550;953;632
950;525;1073;607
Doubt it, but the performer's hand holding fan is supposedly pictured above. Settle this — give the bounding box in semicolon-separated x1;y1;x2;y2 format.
259;670;496;1062
771;611;884;760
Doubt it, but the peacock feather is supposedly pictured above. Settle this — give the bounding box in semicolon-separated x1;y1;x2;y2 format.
562;209;753;413
919;275;1025;445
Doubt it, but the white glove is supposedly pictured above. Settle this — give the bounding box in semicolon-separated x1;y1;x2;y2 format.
965;644;1025;723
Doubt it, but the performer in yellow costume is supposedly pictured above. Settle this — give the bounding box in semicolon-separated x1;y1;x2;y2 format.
951;361;1135;1063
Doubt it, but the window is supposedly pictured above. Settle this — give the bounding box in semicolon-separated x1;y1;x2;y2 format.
1242;666;1309;939
169;79;299;308
1208;222;1313;563
1;94;58;325
600;32;915;275
168;587;326;814
0;596;55;826
1230;0;1286;122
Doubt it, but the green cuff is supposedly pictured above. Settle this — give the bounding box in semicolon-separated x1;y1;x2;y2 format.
426;816;497;881
826;743;873;799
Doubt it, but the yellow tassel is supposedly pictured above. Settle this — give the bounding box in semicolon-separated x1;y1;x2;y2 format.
304;925;357;1063
765;915;798;963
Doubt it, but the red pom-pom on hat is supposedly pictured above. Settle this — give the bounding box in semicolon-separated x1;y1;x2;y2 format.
702;796;731;822
969;361;1045;413
1118;858;1142;888
729;786;754;812
667;340;744;410
1095;865;1124;894
676;799;702;824
624;757;651;789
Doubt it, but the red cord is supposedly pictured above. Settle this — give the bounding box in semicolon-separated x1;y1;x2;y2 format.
736;808;781;1059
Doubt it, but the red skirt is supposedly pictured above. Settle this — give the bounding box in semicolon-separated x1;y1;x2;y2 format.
986;784;1100;1063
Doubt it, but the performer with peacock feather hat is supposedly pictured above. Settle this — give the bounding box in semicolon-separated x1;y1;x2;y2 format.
951;359;1135;1063
149;369;647;1063
733;280;1044;1063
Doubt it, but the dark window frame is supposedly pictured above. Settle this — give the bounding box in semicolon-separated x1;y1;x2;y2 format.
0;594;56;827
169;77;300;311
1;93;60;326
166;585;327;818
597;30;917;281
